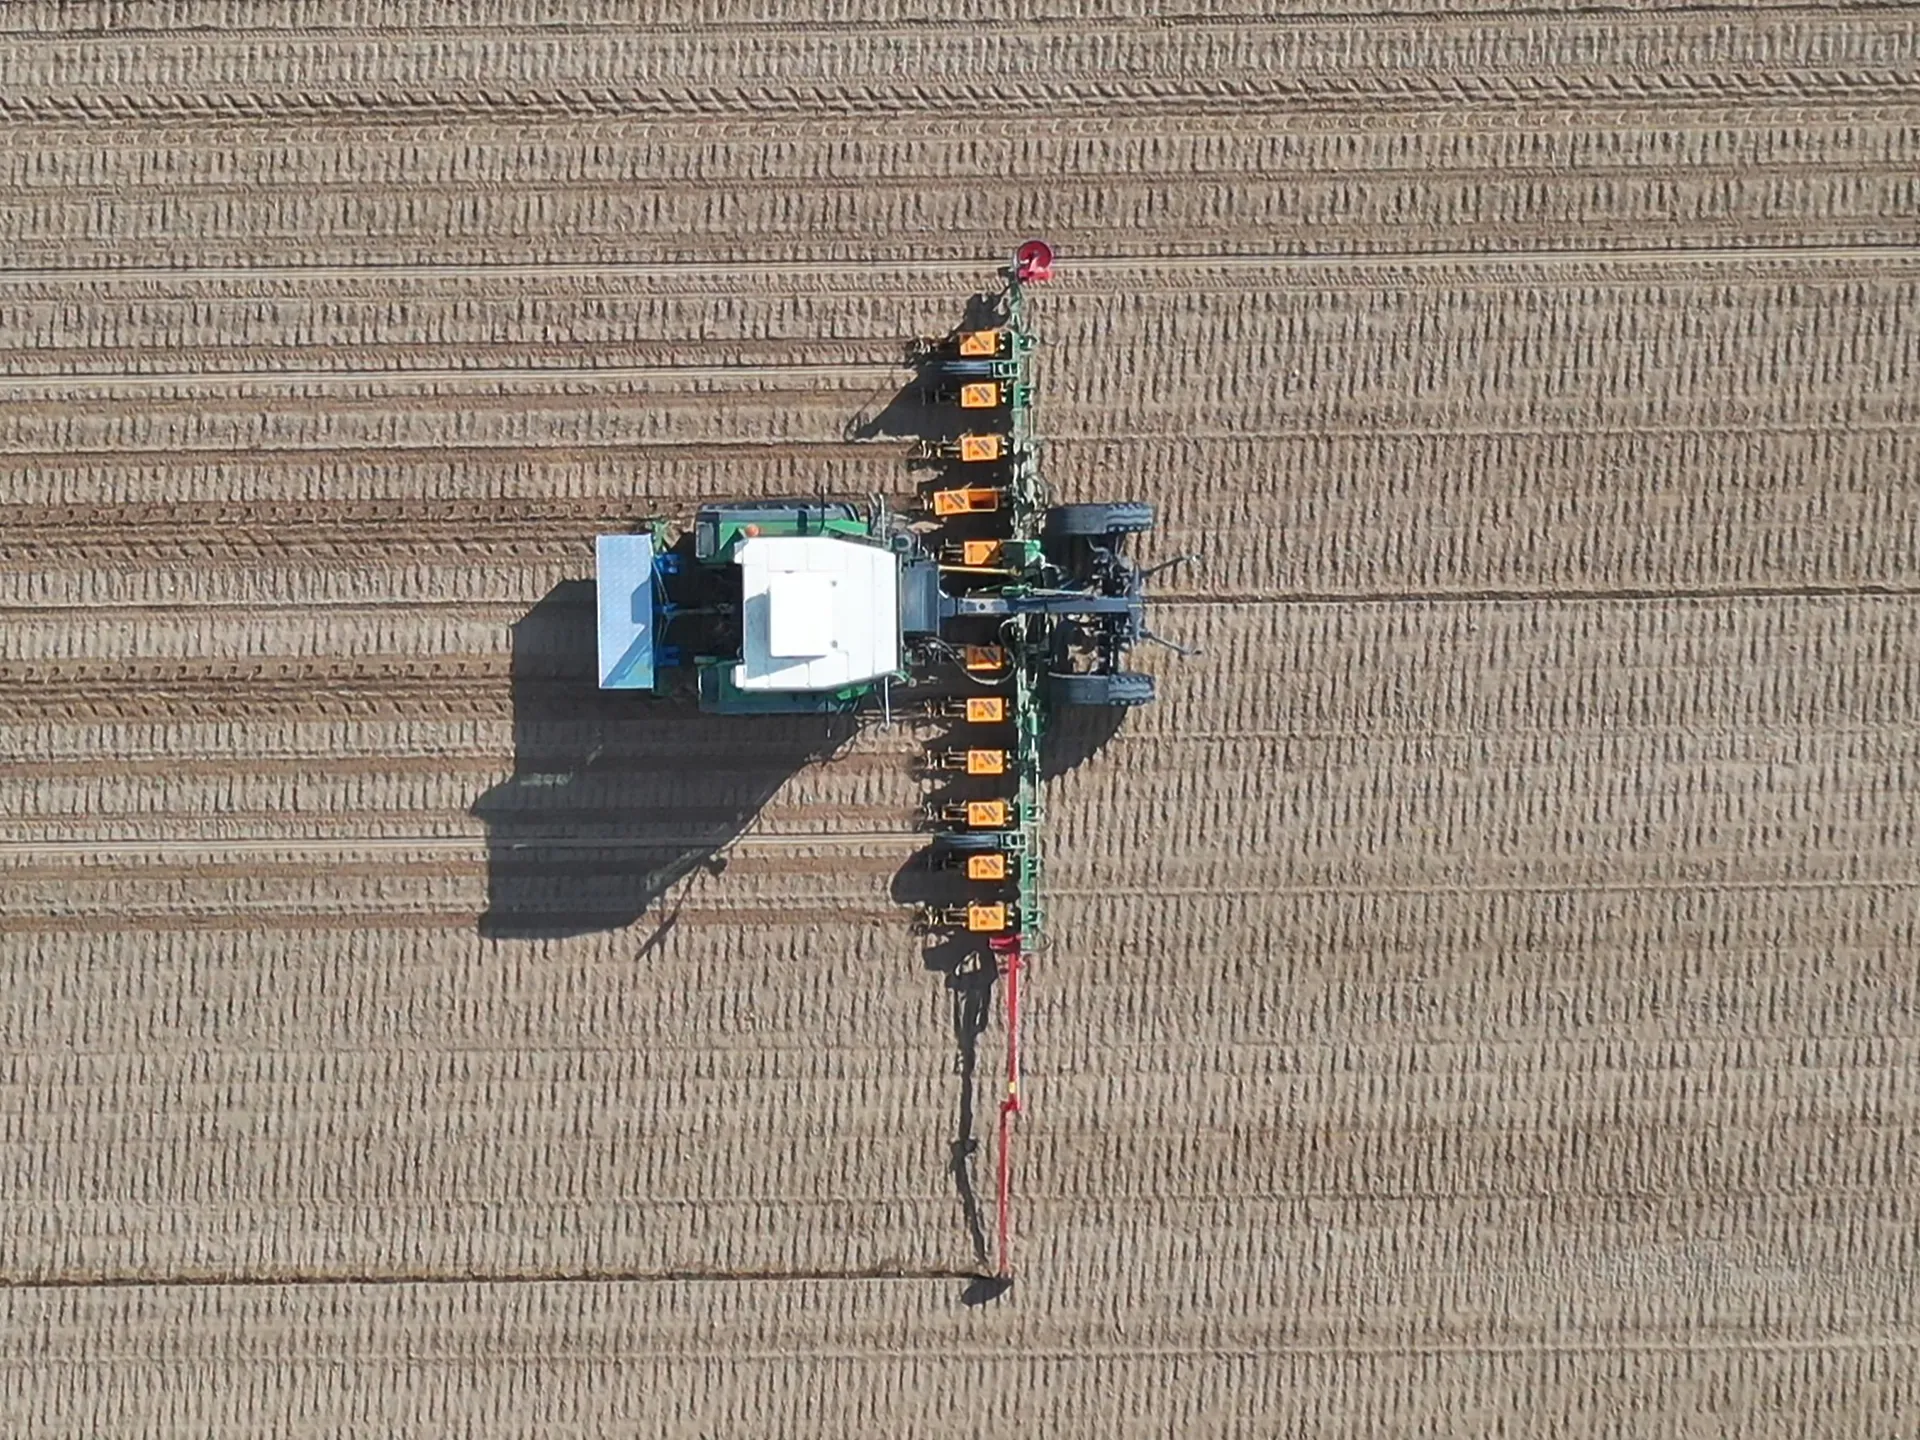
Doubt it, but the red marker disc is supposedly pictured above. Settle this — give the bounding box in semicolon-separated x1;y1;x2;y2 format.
1014;239;1055;282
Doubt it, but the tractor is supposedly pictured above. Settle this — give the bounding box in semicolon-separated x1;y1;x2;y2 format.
587;239;1171;1281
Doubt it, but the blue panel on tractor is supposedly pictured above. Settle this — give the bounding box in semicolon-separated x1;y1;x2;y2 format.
595;534;658;691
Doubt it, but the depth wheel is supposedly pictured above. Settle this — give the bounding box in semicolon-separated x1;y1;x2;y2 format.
1043;502;1154;538
933;831;1006;853
1048;670;1155;707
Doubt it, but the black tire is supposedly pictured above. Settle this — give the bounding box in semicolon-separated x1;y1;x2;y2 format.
1048;670;1156;707
1043;501;1155;538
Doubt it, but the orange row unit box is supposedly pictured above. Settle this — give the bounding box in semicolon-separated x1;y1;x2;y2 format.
916;900;1017;935
967;852;1009;882
908;433;1004;464
924;746;1010;776
932;485;1003;517
926;695;1008;723
967;902;1010;933
965;696;1006;724
966;798;1011;828
962;644;1009;674
942;538;1007;569
923;798;1016;829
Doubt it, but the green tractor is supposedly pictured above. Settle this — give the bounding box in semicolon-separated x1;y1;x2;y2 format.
588;239;1175;1281
594;489;1166;716
594;247;1175;719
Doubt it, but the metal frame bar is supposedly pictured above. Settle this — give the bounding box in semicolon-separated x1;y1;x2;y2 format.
992;257;1048;1279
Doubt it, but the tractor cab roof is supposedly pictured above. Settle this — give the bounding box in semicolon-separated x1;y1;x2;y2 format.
732;535;900;693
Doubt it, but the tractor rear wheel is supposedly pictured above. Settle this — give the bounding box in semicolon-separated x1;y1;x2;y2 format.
1049;670;1155;707
1043;501;1154;537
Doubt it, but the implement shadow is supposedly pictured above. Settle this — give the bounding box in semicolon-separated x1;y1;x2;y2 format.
844;288;1006;444
896;824;1000;1271
473;580;852;939
889;699;1132;1271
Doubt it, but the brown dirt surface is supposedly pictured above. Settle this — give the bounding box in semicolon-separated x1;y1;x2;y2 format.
3;1;1919;1434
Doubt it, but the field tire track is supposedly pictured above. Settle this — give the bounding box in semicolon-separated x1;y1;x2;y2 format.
2;72;1917;124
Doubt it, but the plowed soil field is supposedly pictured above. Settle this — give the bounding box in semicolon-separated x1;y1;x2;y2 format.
3;2;1918;1434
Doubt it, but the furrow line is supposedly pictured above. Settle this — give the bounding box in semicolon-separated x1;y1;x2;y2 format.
0;905;902;934
2;74;1917;125
13;153;1904;201
5;242;1920;287
0;834;923;860
0;362;902;394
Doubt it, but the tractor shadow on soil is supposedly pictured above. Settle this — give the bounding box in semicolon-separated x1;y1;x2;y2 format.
471;580;852;940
